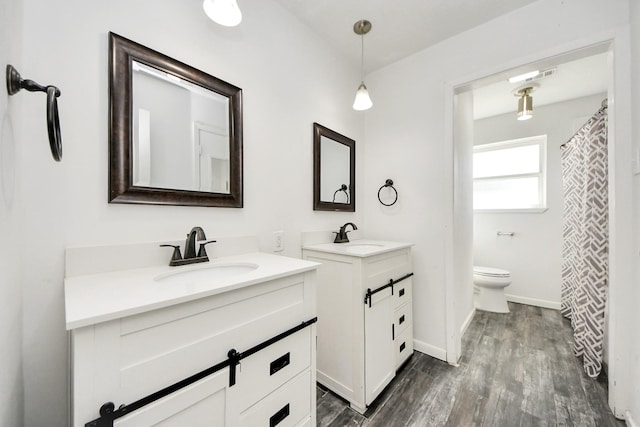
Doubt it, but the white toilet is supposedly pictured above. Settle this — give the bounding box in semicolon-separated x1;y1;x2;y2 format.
473;266;511;313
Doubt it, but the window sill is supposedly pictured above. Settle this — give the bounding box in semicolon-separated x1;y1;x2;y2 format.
474;208;548;214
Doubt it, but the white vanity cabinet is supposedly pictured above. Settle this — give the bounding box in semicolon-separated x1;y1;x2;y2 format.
65;252;318;427
302;241;413;413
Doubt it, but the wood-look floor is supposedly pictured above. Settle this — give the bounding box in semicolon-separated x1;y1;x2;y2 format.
316;302;624;426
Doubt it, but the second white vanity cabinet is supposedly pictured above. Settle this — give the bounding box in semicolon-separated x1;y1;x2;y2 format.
65;251;318;427
302;241;413;413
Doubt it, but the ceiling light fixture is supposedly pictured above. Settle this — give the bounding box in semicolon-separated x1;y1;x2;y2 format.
203;0;242;27
508;70;540;84
515;86;535;121
353;19;372;111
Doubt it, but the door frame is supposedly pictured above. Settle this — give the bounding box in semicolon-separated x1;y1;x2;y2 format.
443;28;633;418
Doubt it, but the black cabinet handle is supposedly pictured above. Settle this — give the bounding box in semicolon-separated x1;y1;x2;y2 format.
399;288;405;297
400;342;406;352
270;403;290;427
270;352;290;376
399;315;405;325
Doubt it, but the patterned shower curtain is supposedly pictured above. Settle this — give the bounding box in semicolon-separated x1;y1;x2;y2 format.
560;105;608;378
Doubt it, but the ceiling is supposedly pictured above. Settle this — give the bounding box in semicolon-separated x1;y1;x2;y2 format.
473;52;609;120
271;0;608;119
272;0;539;73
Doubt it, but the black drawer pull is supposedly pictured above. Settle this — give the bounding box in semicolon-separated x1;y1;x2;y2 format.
270;352;290;376
270;403;290;427
400;342;406;352
399;315;405;325
399;288;405;297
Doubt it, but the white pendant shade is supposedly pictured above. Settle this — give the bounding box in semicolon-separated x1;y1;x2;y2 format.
353;82;373;111
203;0;242;27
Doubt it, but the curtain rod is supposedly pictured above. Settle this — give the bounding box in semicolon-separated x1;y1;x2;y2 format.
560;99;607;148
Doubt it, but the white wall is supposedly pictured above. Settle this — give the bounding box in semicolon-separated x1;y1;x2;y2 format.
473;93;606;309
628;0;640;424
0;0;24;425
17;0;363;425
362;0;634;417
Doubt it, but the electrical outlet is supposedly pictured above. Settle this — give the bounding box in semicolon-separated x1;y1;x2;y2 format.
273;231;284;252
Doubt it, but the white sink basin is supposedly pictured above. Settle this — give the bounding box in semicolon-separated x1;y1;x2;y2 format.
303;239;413;258
155;263;259;284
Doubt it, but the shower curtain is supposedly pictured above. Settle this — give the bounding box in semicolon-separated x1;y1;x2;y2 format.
560;104;608;378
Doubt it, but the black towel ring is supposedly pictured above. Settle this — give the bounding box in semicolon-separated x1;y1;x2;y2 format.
6;65;62;161
377;179;398;206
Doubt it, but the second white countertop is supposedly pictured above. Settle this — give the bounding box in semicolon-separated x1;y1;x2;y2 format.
302;239;413;258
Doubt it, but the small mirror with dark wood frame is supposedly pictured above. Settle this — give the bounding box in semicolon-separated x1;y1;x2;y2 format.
313;123;355;212
109;32;243;207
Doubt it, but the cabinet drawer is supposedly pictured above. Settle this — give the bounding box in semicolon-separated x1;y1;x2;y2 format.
395;327;413;368
239;370;312;427
232;327;311;409
393;278;412;309
394;301;412;338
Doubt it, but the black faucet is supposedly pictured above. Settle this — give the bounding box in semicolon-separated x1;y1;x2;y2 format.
160;226;216;267
334;222;358;243
184;226;206;259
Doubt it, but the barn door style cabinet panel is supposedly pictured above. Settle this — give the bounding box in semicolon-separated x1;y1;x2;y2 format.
302;240;413;414
65;250;318;427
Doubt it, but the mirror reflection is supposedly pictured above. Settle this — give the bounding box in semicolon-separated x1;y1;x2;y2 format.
313;123;355;212
320;135;350;203
108;32;243;207
132;61;231;193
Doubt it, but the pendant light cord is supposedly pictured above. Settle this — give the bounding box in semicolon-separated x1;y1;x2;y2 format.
360;33;364;81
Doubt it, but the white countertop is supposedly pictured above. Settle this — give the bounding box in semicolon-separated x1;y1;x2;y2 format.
64;252;318;330
302;239;413;258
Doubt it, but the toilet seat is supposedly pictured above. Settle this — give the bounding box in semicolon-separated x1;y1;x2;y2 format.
474;266;510;278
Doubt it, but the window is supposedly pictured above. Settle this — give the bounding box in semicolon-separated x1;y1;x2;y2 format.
473;135;547;212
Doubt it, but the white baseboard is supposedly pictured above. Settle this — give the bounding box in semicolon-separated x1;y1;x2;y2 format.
413;339;447;362
626;410;638;427
460;308;475;336
505;293;561;310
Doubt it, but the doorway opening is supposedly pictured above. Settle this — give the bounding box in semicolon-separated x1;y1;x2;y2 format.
445;39;630;417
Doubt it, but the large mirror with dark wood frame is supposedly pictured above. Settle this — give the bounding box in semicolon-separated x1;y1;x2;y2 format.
313;123;355;212
108;32;243;207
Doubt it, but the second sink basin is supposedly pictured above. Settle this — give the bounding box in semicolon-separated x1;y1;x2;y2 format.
155;263;259;284
344;243;385;250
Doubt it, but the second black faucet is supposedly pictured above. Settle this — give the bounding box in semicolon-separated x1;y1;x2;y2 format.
334;222;357;243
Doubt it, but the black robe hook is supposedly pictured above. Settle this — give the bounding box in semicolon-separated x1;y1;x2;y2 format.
6;64;62;161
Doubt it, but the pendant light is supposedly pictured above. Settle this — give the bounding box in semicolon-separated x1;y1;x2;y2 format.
516;86;534;121
353;20;373;111
203;0;242;27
